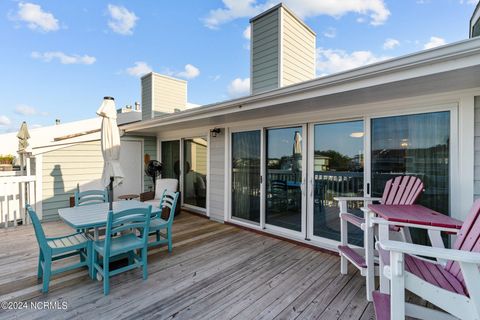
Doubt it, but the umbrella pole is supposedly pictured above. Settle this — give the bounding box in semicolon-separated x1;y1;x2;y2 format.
109;177;114;210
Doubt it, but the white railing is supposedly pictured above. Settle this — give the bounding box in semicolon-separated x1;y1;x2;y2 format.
0;160;36;228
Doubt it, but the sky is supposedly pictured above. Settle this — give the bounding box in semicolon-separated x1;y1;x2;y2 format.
0;0;477;133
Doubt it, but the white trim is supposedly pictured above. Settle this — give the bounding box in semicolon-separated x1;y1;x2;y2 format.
224;127;230;222
278;7;283;89
206;133;211;217
35;154;43;219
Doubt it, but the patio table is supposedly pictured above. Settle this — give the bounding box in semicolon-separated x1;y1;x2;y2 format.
363;204;463;295
58;200;161;240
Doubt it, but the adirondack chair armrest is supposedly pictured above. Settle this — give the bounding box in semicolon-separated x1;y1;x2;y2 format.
334;196;382;202
378;240;480;264
46;232;85;241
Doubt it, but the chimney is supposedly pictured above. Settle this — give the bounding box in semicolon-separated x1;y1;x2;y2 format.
141;72;187;120
250;3;316;95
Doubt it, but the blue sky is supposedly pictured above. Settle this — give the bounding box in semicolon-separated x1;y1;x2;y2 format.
0;0;477;133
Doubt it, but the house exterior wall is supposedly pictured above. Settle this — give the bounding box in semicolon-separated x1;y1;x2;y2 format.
40;136;157;221
141;73;187;120
281;8;315;87
208;129;225;222
251;8;280;95
474;96;480;199
141;75;152;120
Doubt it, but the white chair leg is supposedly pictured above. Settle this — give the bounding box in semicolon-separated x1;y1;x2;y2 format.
378;223;390;294
365;210;375;301
390;251;405;320
339;200;348;275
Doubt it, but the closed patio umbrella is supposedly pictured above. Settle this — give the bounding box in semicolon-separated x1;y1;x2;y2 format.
292;131;302;173
17;121;30;172
17;121;30;153
97;96;124;209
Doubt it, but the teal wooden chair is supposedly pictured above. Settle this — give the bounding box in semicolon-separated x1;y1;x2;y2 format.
92;206;152;295
74;189;108;207
148;190;179;252
27;205;92;293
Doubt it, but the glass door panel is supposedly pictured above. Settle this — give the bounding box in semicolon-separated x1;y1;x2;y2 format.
161;140;180;180
313;121;365;245
183;138;207;209
266;127;303;232
231;131;261;223
371;111;450;214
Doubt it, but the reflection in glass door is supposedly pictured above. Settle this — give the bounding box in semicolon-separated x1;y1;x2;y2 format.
312;121;364;245
161;140;180;180
266;127;304;232
183;138;208;209
231;131;261;223
371;111;450;243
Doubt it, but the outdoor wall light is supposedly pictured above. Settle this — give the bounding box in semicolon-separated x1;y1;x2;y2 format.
210;128;221;137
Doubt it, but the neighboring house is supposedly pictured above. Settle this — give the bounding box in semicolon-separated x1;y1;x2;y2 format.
119;4;480;251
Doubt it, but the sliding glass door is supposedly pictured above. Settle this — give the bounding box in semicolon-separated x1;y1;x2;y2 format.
231;130;261;223
311;120;365;245
183;138;208;209
371;111;450;215
266;126;305;233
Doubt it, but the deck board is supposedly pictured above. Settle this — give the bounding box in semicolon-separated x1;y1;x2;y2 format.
0;211;377;320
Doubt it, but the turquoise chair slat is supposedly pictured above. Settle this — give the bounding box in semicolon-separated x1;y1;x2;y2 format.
147;190;180;252
74;189;108;207
92;206;152;295
26;205;92;293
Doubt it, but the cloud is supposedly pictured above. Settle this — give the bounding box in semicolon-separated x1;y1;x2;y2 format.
243;25;251;40
31;51;96;65
15;105;35;116
423;36;446;49
0;116;11;126
228;77;250;98
383;38;400;50
459;0;477;4
107;4;138;35
203;0;390;28
176;64;200;79
126;61;152;77
14;104;49;117
163;64;201;79
210;74;221;81
323;27;336;38
316;47;390;75
14;2;59;32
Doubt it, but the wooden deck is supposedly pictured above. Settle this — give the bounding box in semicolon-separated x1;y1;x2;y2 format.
0;212;377;320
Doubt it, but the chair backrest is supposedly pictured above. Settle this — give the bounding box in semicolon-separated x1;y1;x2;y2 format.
26;205;47;252
380;176;424;205
104;206;152;257
155;179;179;200
271;180;287;193
445;199;480;285
159;190;180;224
75;189;108;207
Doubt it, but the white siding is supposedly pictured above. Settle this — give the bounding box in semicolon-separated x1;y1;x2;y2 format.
41;136;157;221
281;8;316;86
251;9;279;95
474;96;480;199
208;129;225;222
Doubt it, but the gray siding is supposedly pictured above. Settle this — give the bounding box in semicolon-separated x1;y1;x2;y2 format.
281;8;315;86
251;9;279;95
474;96;480;199
141;75;152;120
208;130;225;222
41;136;157;221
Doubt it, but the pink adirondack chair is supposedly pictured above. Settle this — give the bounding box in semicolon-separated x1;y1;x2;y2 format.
374;199;480;320
335;175;424;301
